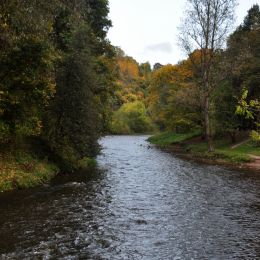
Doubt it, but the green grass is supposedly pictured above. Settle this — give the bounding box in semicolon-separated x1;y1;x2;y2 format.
185;140;254;163
149;131;259;164
148;130;201;146
231;142;260;156
78;157;97;170
0;150;59;192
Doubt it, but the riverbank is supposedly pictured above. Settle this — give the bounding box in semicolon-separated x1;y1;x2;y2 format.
148;132;260;172
0;146;59;193
0;138;97;193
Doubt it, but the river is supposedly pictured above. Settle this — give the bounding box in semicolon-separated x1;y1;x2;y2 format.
0;135;260;259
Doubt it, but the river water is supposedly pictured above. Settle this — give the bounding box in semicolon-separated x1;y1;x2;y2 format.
0;135;260;259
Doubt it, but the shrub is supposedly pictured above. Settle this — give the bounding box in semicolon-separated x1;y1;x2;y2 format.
111;101;153;134
250;130;260;147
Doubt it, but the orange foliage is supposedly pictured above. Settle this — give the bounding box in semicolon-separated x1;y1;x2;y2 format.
118;57;139;80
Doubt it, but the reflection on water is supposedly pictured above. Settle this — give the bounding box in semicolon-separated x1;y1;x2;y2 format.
0;136;260;259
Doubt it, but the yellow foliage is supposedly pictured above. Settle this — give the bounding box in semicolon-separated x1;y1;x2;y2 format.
118;57;139;80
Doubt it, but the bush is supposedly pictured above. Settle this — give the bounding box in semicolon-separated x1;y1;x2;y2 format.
250;130;260;147
172;119;196;134
77;157;97;170
111;101;153;134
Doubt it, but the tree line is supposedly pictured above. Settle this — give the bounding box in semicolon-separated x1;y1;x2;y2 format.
111;2;259;151
0;0;115;169
0;0;259;172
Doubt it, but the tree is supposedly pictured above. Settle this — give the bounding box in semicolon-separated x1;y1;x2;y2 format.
240;4;260;31
147;58;202;132
44;26;101;168
139;62;152;79
236;89;260;146
0;0;58;142
226;4;260;104
43;0;113;168
215;4;260;138
0;0;114;171
179;0;237;151
153;63;163;71
111;101;152;134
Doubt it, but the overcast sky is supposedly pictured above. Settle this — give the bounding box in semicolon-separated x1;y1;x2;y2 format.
108;0;260;66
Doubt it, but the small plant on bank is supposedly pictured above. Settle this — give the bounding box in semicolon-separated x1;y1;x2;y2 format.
77;157;97;170
250;130;260;147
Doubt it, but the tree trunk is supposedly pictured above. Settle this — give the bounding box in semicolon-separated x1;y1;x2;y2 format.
229;131;236;144
205;95;214;152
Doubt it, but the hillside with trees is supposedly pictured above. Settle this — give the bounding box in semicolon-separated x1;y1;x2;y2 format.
109;48;153;134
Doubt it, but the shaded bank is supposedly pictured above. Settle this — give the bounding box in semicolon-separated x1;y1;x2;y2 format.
0;150;58;192
0;139;97;193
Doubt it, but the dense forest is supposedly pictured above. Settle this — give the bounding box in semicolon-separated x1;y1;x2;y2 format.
0;0;117;190
0;1;259;191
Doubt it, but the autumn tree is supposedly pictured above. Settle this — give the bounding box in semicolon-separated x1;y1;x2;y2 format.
0;0;114;170
147;58;202;132
0;0;58;142
179;0;237;151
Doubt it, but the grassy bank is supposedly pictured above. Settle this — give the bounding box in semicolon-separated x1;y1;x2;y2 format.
0;137;99;192
148;131;201;146
0;150;59;192
148;131;259;166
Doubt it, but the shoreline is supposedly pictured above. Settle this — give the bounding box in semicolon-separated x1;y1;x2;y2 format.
0;147;97;193
152;144;260;173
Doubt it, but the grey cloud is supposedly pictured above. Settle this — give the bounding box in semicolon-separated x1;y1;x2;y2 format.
144;42;173;53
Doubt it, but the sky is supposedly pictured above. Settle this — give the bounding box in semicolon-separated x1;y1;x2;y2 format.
107;0;260;66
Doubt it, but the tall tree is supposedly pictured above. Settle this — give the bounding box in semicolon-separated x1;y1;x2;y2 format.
44;26;100;167
43;0;113;168
179;0;237;151
220;4;260;134
0;0;58;142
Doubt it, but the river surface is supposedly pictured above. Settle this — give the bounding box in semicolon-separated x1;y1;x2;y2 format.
0;135;260;259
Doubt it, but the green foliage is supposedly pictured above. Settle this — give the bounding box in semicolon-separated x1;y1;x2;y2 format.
240;4;260;31
149;130;258;164
250;130;260;147
0;150;58;192
41;1;114;169
84;0;112;40
78;157;97;170
172;119;196;133
236;90;259;119
213;82;242;143
0;37;56;139
44;25;101;168
226;5;260;128
139;62;152;78
186;140;256;163
0;0;114;178
111;101;153;134
211;150;251;163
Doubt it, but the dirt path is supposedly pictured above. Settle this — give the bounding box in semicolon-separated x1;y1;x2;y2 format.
230;139;250;149
246;154;260;171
